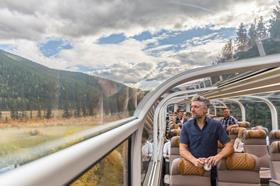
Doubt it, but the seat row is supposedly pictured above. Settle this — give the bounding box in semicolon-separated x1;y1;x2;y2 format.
165;129;280;186
170;140;280;186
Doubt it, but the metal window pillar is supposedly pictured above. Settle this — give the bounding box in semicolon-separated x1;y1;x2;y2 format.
211;99;227;116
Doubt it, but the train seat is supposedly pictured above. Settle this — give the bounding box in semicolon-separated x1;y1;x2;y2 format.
217;153;261;186
170;158;211;186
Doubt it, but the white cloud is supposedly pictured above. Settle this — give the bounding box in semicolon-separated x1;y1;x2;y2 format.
0;0;278;89
59;38;158;67
0;0;277;40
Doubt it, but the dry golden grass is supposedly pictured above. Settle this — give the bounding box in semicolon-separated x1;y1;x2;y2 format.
71;141;128;186
0;112;130;156
0;111;130;128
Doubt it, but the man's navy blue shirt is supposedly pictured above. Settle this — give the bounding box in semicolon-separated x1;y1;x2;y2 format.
180;117;230;158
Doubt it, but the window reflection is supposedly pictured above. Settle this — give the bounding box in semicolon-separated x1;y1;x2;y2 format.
0;61;144;170
141;109;154;184
71;140;129;186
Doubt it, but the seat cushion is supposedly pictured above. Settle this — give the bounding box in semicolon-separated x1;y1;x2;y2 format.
270;141;280;153
225;153;256;170
269;130;280;139
238;121;251;128
178;158;205;175
246;130;266;139
171;158;205;176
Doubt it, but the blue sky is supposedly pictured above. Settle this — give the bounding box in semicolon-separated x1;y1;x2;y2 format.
93;26;236;58
98;33;126;44
39;39;73;57
0;44;15;51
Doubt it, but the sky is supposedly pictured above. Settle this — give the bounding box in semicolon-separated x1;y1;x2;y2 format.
0;0;277;90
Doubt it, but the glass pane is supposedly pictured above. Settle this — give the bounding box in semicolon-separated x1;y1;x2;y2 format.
241;99;272;130
141;109;154;184
1;0;280;175
0;53;143;171
70;139;129;186
225;103;242;121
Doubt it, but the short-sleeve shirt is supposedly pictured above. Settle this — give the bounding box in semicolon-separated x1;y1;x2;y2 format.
221;116;238;131
180;117;230;158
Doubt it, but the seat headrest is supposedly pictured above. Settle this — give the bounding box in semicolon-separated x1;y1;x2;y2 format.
170;123;180;129
172;158;205;176
225;153;257;170
251;126;269;134
244;129;266;139
171;136;180;147
270;141;280;153
238;121;250;128
229;127;245;136
269;130;280;139
170;129;181;137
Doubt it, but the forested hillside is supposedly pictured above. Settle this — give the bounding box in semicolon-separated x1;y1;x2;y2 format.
0;50;140;120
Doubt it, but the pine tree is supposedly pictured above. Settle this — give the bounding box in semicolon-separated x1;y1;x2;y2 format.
256;16;267;40
236;23;249;51
248;22;257;47
269;1;280;40
45;103;52;119
63;103;71;118
221;40;234;61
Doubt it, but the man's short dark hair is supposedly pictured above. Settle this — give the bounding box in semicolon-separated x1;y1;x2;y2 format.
191;95;210;108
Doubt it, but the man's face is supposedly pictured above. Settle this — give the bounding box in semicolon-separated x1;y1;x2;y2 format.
191;101;207;119
223;109;230;118
177;111;183;119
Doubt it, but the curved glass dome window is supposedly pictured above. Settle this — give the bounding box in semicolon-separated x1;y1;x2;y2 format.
0;0;280;172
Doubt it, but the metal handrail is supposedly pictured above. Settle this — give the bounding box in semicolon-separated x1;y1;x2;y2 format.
0;117;140;186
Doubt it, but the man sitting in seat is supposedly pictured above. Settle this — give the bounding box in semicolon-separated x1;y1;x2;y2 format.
180;95;233;186
175;109;184;126
220;108;238;134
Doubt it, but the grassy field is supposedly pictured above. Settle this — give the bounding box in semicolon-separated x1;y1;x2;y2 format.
0;125;93;156
0;112;130;169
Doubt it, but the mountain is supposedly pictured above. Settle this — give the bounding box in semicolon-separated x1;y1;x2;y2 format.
0;50;139;119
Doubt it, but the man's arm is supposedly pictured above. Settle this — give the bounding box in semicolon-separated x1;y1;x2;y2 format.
206;141;233;166
179;143;205;167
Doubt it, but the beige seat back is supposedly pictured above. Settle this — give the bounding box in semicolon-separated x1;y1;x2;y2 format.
217;153;261;186
269;130;280;144
238;121;251;129
270;141;280;180
243;129;270;168
169;129;180;138
170;136;180;164
171;158;211;186
229;127;245;141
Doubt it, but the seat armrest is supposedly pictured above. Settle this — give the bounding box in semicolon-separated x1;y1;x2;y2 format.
270;179;280;186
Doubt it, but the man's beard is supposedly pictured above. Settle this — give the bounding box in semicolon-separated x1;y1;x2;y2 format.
193;114;203;120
